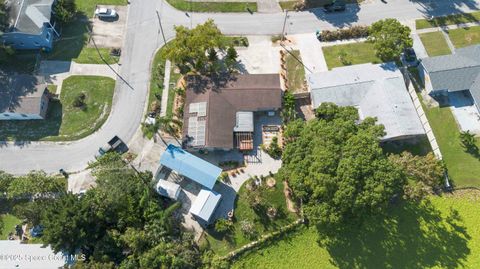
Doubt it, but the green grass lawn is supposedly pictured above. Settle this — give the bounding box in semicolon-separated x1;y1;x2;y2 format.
0;76;115;141
419;95;480;187
201;179;298;256
322;42;381;70
166;0;257;12
279;1;298;10
416;11;480;30
285;50;306;92
419;32;452;56
448;26;480;49
233;195;480;268
0;214;21;240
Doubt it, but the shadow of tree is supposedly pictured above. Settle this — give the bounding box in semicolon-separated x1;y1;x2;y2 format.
307;3;361;28
410;0;480;22
317;201;471;269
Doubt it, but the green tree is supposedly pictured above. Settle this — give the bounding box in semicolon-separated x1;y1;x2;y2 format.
278;103;405;230
165;19;225;74
214;218;233;233
53;0;76;24
460;130;477;150
7;171;65;199
265;136;282;159
225;45;238;71
368;18;413;61
282;90;297;123
389;152;444;200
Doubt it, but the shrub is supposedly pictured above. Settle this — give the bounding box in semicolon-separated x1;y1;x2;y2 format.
218;172;229;182
240;219;258;239
214;218;233;233
264;136;282;159
53;0;76;24
72;92;86;108
271;35;283;43
320;25;370;42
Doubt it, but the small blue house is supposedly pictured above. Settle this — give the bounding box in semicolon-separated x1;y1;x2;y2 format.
0;0;59;51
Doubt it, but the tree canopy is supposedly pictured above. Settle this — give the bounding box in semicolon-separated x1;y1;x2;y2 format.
53;0;76;24
165;19;237;75
368;18;413;61
39;153;202;268
278;103;406;229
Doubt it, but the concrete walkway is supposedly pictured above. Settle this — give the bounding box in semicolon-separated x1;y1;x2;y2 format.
38;61;119;94
441;28;456;53
160;60;172;117
292;33;329;74
257;0;282;13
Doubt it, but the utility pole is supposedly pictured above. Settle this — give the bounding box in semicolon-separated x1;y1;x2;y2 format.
281;10;289;41
156;10;167;44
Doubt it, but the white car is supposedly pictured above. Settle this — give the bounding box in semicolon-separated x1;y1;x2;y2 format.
95;8;117;19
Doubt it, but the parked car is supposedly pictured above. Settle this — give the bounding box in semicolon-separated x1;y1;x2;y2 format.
95;136;128;158
95;8;117;19
323;0;346;12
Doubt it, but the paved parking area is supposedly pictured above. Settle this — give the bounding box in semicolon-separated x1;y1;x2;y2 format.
90;6;127;48
448;91;480;134
235;36;281;74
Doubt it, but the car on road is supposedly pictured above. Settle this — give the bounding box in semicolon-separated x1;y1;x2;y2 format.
95;135;128;158
95;8;118;19
323;0;346;12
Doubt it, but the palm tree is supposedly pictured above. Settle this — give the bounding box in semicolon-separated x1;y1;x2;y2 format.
158;116;182;137
460;130;477;149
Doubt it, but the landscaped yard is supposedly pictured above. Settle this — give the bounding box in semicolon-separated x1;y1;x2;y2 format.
418;95;480;187
0;76;115;141
419;32;451;56
166;0;257;12
0;214;21;240
285;50;306;92
200;179;298;256
416;11;480;30
322;42;381;70
232;195;480;268
448;26;480;49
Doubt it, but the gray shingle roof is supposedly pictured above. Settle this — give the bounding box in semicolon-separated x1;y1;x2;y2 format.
421;45;480;109
308;63;425;140
0;73;47;116
5;0;54;34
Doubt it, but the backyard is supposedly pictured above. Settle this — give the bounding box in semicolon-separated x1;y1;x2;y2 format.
419;32;451;56
448;26;480;49
200;178;298;256
232;194;480;268
0;76;115;141
419;95;480;187
284;50;306;92
322;42;381;70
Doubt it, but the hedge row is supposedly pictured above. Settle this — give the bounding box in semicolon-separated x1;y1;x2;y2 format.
320;25;370;42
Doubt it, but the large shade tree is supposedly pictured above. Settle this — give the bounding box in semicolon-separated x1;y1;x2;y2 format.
279;103;406;230
165;19;231;75
368;18;413;61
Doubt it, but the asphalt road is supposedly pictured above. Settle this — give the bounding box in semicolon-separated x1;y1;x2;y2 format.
1;0;479;174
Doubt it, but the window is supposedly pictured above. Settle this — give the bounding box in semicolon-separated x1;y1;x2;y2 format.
46;33;51;40
21;114;28;117
34;41;40;46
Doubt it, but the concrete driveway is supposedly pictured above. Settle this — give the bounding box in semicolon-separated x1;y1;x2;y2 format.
449;91;480;134
91;6;128;48
235;36;281;74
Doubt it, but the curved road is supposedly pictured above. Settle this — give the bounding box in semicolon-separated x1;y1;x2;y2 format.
0;0;479;174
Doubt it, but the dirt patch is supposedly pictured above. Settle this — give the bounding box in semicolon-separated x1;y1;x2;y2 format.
445;188;480;202
283;181;298;213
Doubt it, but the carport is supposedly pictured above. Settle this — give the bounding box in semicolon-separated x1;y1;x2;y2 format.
159;144;222;190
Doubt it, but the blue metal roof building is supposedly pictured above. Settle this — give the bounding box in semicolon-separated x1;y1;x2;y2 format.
160;144;222;190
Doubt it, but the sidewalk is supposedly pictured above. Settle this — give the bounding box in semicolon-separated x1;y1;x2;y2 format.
38;61;119;94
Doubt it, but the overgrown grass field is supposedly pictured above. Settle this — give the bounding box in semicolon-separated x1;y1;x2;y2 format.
233;195;480;268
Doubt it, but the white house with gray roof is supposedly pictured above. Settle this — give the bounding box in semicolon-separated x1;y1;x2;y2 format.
308;62;425;141
0;0;58;51
419;45;480;113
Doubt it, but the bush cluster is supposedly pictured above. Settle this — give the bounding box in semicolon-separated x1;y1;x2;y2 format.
320;25;370;42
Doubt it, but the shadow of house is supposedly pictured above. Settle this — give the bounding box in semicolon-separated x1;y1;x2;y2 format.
0;72;50;120
318;201;471;269
0;0;59;51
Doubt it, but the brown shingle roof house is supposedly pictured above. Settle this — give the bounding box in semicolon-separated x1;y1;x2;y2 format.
0;74;50;120
183;74;282;150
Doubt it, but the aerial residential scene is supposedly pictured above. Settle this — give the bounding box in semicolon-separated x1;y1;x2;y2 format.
1;0;480;268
